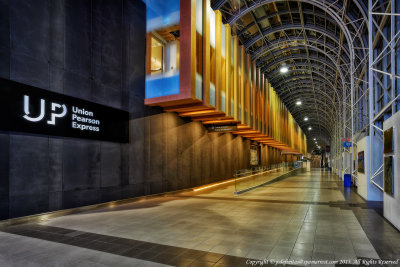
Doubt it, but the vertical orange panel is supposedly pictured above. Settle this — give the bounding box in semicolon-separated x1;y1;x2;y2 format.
146;33;152;75
180;0;196;98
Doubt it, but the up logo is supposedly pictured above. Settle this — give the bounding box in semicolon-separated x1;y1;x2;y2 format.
23;95;67;125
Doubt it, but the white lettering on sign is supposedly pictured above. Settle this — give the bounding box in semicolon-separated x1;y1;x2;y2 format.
72;106;94;117
22;95;101;133
47;102;67;125
72;114;100;125
23;95;67;125
72;122;100;132
71;106;100;132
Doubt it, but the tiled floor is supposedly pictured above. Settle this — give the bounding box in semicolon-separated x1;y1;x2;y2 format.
1;169;399;266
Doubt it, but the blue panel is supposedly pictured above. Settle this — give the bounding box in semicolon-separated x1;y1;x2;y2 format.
210;83;215;107
195;73;202;100
144;0;180;32
343;142;352;147
145;74;180;98
344;174;351;187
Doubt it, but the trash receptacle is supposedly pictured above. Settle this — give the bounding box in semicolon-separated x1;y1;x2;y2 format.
344;174;351;187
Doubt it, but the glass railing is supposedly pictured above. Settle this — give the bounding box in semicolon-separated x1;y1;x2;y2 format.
234;161;304;194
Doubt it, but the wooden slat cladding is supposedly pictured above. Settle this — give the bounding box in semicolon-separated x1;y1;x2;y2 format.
145;0;307;155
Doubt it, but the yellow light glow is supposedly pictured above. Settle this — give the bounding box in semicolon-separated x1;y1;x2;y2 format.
193;167;280;192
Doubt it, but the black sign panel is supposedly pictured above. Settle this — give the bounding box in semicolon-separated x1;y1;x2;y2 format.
0;78;129;143
207;125;238;133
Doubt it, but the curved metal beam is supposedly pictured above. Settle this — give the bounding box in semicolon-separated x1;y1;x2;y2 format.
303;121;336;132
285;96;338;115
214;0;368;29
281;92;338;110
297;120;334;138
260;54;348;88
252;36;351;62
271;75;337;93
244;23;342;50
269;68;338;85
225;0;366;50
292;112;336;133
278;84;342;104
291;106;336;122
257;43;350;67
237;8;340;37
223;0;359;126
286;97;338;113
267;63;338;80
260;54;343;72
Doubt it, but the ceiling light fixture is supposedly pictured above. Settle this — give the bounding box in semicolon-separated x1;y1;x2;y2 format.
308;127;312;130
304;117;309;121
296;100;302;106
280;63;288;73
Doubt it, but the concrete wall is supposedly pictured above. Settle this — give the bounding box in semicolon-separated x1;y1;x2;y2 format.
0;0;283;220
383;110;400;231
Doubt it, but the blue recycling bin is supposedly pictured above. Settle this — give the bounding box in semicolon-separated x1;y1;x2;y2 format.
344;174;351;187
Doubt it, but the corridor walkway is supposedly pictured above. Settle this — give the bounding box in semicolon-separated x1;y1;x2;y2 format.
1;169;399;266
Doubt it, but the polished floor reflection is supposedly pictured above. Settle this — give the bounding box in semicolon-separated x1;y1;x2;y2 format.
1;169;399;266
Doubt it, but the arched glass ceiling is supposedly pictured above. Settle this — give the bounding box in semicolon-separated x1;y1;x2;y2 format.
212;0;367;152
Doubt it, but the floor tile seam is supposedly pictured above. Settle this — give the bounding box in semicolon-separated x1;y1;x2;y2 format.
288;204;317;261
175;195;354;207
0;225;255;266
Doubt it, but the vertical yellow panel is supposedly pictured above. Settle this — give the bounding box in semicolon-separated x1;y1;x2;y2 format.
215;10;222;111
257;74;264;133
253;62;260;130
225;24;231;116
270;87;273;138
262;74;265;134
266;82;269;136
274;88;277;139
233;36;238;120
240;45;245;123
256;68;261;131
202;0;210;106
246;54;251;126
252;62;256;129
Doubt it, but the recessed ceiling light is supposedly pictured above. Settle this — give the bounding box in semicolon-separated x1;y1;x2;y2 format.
296;100;302;106
280;63;288;73
313;138;316;141
304;117;309;121
308;127;312;130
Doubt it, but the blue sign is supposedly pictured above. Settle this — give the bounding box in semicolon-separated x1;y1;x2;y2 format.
343;142;352;147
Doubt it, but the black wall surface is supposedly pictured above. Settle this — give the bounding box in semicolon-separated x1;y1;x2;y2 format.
0;0;153;219
0;0;279;220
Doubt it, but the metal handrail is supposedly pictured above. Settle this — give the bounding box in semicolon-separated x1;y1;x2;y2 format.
233;162;303;193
